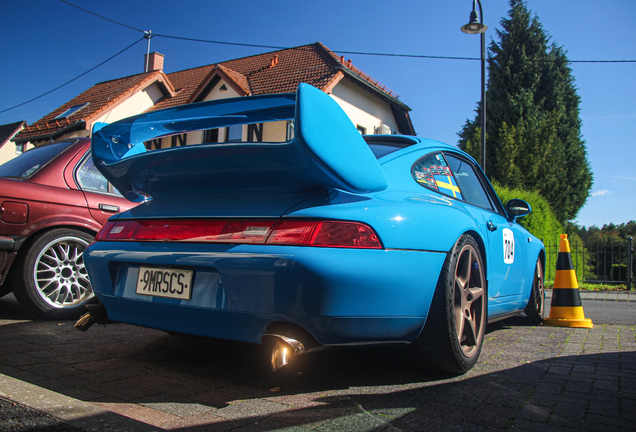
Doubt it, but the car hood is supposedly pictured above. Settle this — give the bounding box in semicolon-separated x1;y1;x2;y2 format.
91;84;388;203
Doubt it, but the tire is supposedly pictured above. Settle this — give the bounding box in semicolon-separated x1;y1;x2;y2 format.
524;259;545;325
12;228;95;319
0;282;11;298
412;234;487;374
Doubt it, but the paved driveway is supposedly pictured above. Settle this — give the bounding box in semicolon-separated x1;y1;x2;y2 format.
0;293;635;431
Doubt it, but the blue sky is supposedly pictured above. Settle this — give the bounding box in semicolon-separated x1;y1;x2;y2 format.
1;0;634;228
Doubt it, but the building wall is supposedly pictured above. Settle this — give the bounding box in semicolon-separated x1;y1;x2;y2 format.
95;83;165;125
0;133;33;165
203;81;242;101
149;79;291;149
330;79;398;135
96;77;400;151
21;83;169;147
0;141;19;165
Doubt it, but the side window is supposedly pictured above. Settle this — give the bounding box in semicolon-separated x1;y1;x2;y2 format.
412;153;464;200
445;154;493;211
76;154;109;193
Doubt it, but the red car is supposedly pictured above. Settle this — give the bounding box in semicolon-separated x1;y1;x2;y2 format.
0;138;135;319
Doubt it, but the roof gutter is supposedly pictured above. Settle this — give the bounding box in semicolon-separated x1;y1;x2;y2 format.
338;66;411;111
12;120;86;144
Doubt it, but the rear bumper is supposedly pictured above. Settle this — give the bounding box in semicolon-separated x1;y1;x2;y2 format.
0;235;24;286
0;251;16;286
84;242;446;346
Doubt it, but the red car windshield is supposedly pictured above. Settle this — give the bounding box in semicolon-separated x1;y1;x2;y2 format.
0;141;75;179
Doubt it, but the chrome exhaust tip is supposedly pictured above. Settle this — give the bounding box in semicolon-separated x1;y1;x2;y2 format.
74;302;110;331
262;334;305;371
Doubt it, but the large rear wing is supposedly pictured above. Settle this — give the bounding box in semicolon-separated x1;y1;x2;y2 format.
91;83;388;202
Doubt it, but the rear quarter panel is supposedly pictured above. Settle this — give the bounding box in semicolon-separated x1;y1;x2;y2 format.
0;180;101;237
286;145;487;254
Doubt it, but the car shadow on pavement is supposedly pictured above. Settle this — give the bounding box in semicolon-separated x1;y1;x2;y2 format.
0;293;37;321
4;296;634;431
1;292;537;407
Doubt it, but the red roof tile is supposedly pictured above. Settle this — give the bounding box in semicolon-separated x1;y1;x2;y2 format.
16;42;411;142
17;71;174;141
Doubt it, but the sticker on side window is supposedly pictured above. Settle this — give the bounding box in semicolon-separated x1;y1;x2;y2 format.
503;228;515;264
413;154;463;199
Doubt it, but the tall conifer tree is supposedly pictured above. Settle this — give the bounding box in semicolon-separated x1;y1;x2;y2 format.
458;0;592;222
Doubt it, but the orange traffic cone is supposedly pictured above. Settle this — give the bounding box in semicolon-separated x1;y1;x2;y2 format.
543;234;593;328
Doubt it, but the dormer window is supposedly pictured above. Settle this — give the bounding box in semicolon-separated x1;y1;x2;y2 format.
55;103;89;119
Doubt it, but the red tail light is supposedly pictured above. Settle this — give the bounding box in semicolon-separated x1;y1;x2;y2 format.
96;219;382;249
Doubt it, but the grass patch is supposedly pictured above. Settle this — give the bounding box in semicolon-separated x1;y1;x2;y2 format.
545;282;629;291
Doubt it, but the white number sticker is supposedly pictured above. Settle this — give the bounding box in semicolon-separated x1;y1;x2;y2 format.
503;228;515;264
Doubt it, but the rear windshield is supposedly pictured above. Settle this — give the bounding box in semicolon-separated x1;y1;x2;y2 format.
367;144;404;159
364;136;416;159
0;141;75;179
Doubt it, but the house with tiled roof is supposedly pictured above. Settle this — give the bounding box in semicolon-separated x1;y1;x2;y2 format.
14;42;414;149
0;121;27;165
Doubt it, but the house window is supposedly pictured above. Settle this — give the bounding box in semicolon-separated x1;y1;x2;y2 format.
247;123;263;142
55;103;89;119
225;125;242;142
357;125;367;135
144;138;162;150
15;143;25;154
171;134;187;147
203;129;219;143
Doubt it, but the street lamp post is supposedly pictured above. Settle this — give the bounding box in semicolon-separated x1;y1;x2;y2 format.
461;0;488;174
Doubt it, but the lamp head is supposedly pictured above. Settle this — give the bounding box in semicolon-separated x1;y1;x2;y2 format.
461;10;488;34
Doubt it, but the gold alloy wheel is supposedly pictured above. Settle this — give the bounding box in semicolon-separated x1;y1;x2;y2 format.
452;243;486;358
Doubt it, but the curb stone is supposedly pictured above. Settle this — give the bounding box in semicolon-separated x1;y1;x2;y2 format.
0;374;158;432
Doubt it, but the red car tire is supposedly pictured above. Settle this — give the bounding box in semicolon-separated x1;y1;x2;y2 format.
12;228;96;319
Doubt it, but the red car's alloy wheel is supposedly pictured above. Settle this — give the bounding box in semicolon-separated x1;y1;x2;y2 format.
33;235;92;308
13;228;95;319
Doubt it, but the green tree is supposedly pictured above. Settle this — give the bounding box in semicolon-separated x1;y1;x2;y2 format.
459;0;592;222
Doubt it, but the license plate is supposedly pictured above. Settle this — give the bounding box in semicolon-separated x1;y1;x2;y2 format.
136;266;193;300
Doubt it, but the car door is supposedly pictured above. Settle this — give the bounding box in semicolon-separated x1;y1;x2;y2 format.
74;152;134;226
442;154;528;301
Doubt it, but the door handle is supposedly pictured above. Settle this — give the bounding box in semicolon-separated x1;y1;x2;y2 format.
487;221;497;231
99;204;120;213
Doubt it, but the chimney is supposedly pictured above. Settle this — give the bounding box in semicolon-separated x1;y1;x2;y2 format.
144;52;164;72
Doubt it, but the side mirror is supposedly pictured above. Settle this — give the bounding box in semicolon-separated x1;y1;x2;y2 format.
506;199;531;220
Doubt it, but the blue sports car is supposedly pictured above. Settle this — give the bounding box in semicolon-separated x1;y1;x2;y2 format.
81;83;545;374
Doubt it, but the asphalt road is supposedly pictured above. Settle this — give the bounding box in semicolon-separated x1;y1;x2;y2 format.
544;293;636;325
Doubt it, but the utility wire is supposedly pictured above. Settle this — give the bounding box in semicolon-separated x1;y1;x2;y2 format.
153;34;480;61
0;37;145;115
59;1;636;64
59;0;145;33
4;0;632;115
154;34;636;63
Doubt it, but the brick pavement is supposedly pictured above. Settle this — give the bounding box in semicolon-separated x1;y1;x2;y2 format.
0;297;635;431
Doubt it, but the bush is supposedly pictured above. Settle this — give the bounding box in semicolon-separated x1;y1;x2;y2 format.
493;182;588;282
493;182;563;242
